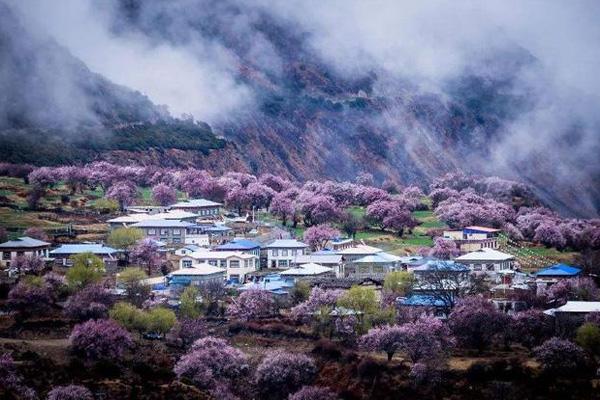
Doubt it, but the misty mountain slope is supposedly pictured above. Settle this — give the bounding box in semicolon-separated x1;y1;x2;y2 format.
4;0;599;217
0;1;242;170
108;0;599;217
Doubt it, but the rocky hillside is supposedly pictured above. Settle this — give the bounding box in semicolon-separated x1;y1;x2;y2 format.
0;1;240;173
1;0;598;217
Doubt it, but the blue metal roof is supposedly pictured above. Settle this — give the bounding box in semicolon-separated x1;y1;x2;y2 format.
413;260;469;273
536;264;582;277
50;244;118;255
398;294;447;307
215;239;260;250
239;274;294;293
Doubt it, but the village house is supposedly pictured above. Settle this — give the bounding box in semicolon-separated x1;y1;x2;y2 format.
535;263;582;292
280;263;335;280
335;244;383;263
442;226;501;253
410;260;471;298
292;253;343;275
174;244;203;257
107;213;154;229
325;237;354;251
455;248;515;273
239;273;295;295
0;236;51;268
125;205;170;214
167;262;226;286
49;243;119;269
345;252;402;278
263;239;309;269
130;220;195;244
170;198;222;217
397;294;449;318
215;238;261;257
179;250;259;283
107;210;199;229
544;301;600;335
204;225;234;245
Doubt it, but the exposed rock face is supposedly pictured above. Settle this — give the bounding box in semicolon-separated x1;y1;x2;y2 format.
0;0;598;217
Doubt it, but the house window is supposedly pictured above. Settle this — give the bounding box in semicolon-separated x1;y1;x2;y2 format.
281;249;288;256
182;260;193;268
230;260;240;268
173;229;181;235
272;249;279;256
148;229;156;235
160;229;169;235
208;260;217;266
16;251;24;257
2;252;10;260
278;260;288;268
173;238;181;244
291;249;296;256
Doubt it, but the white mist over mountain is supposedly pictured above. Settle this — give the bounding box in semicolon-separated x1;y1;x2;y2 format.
5;0;600;216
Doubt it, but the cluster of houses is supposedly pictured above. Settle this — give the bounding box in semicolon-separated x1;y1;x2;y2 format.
1;201;596;326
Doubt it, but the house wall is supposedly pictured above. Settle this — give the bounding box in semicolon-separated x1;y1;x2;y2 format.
180;255;258;282
184;234;210;246
458;239;498;253
266;248;306;269
466;259;513;272
141;227;186;244
52;254;117;269
172;206;220;216
1;247;50;268
443;231;463;240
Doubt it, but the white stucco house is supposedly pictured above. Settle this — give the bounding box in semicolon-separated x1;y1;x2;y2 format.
455;248;515;273
179;250;259;283
263;239;308;269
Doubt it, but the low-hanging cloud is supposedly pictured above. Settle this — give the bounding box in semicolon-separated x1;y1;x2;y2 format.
9;0;255;123
5;0;600;215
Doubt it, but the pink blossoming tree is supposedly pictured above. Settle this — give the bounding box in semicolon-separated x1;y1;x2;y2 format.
151;182;177;206
303;224;341;251
69;319;133;361
227;290;278;321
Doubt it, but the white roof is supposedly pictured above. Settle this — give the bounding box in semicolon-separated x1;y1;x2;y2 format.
354;252;400;264
546;301;600;314
185;250;256;260
170;263;226;276
131;220;195;228
107;213;154;223
171;199;222;208
108;210;198;224
152;210;198;220
456;248;514;262
263;239;308;249
293;254;343;264
336;244;382;255
280;263;333;276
